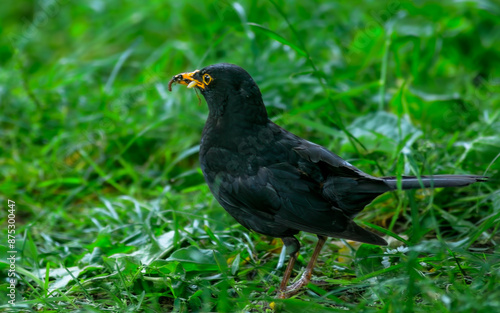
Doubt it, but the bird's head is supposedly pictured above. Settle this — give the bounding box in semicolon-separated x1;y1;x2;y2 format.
169;63;267;123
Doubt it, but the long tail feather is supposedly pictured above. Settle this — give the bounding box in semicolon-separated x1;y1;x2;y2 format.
383;175;487;190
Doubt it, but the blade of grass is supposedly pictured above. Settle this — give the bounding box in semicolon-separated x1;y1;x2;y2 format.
247;23;306;56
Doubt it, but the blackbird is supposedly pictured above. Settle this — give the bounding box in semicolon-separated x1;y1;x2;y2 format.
168;63;486;298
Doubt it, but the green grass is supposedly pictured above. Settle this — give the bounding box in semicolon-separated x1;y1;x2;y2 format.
1;0;499;312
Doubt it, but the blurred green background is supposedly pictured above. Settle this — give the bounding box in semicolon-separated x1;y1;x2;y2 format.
1;0;499;312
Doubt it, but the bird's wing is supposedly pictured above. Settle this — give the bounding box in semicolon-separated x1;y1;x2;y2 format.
292;139;391;217
201;130;386;243
213;160;384;243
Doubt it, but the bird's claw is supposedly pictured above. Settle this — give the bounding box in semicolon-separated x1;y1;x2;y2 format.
277;270;313;299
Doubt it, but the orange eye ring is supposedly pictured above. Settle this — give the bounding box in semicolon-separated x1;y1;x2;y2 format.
203;74;212;85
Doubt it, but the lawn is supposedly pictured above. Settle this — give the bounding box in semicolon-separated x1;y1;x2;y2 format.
1;0;499;312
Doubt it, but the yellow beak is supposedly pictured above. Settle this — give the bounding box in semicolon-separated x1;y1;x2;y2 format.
168;70;205;91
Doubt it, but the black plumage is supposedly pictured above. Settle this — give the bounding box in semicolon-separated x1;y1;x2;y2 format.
169;63;486;297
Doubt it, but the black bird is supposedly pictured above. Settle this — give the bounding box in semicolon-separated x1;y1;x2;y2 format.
168;63;486;298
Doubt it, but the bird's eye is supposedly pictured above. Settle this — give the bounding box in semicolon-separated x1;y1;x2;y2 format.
203;74;212;85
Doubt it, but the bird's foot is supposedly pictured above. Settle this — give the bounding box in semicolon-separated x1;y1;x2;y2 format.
277;236;327;299
277;278;329;299
277;269;313;299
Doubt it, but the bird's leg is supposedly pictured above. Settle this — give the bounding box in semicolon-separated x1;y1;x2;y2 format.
279;251;297;292
282;235;327;297
278;236;300;299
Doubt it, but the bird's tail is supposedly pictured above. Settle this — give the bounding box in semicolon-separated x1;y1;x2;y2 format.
383;175;487;190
